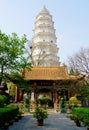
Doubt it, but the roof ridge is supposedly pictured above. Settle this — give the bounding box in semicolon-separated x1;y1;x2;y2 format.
32;66;65;68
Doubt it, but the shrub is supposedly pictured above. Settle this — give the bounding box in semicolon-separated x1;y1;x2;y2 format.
72;107;89;127
33;106;48;120
69;97;78;105
0;95;4;107
0;105;19;126
0;95;9;107
68;96;81;108
38;97;51;105
60;97;66;113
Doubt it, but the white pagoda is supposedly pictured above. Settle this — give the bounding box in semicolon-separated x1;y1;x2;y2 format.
30;6;60;66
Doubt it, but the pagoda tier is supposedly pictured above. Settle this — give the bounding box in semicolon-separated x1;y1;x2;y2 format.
31;6;60;66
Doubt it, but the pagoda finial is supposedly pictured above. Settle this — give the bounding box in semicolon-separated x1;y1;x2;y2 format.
41;5;48;12
43;5;46;9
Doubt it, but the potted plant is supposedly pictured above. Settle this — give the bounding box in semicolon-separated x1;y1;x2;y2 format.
60;97;66;113
73;116;81;127
33;106;48;126
37;97;51;107
4;122;9;129
71;107;81;127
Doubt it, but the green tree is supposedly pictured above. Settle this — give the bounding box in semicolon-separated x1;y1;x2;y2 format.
74;80;89;106
0;30;31;83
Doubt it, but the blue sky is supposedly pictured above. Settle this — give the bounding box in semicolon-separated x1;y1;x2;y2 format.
0;0;89;64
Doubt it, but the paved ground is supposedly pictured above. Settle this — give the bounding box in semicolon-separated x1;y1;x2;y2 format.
5;113;87;130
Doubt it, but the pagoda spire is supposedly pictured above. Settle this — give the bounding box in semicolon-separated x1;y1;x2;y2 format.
31;7;60;66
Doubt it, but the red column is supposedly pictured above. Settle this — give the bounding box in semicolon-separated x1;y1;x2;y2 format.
34;82;37;106
15;86;19;102
19;90;23;102
70;88;75;97
53;82;57;103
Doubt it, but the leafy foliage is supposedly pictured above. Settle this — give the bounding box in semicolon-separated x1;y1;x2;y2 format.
8;72;31;92
0;30;31;83
0;105;19;126
33;106;48;120
0;95;10;107
72;107;89;126
68;96;81;108
37;97;51;105
60;97;66;113
69;96;79;105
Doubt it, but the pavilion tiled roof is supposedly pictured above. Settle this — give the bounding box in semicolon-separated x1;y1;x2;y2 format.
24;66;70;80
